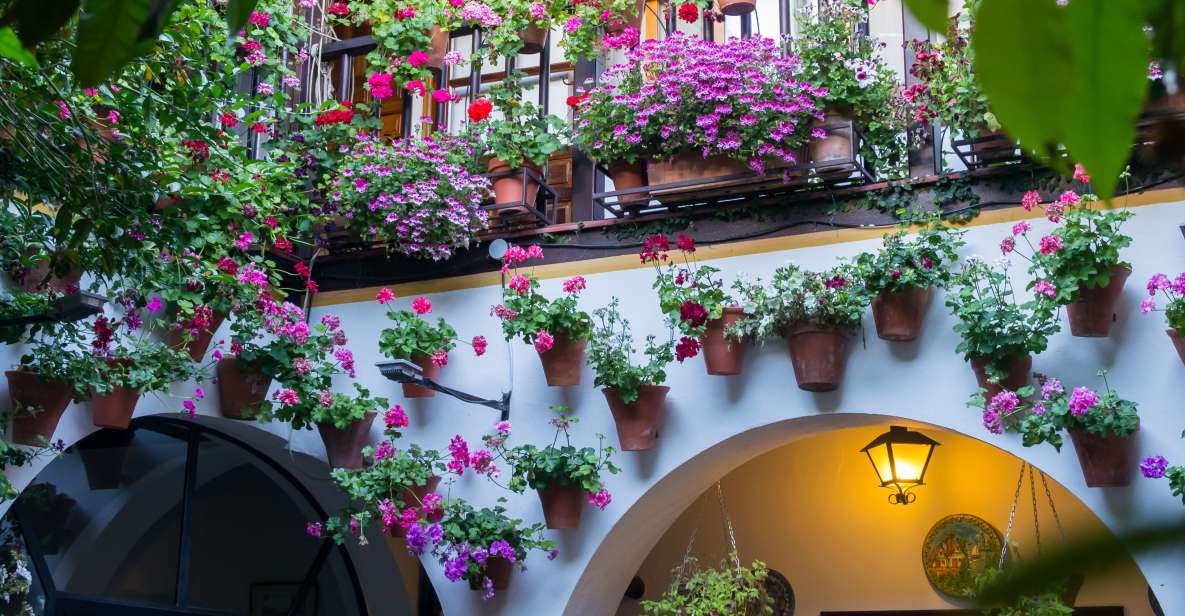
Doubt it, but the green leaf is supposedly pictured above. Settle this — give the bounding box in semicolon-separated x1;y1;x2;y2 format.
224;0;260;34
71;0;154;86
972;0;1071;163
1061;0;1149;200
0;26;36;67
902;0;950;33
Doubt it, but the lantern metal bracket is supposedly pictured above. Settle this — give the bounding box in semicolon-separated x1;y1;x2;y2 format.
375;359;511;421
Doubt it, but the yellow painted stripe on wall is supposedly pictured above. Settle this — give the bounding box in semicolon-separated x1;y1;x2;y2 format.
312;186;1185;307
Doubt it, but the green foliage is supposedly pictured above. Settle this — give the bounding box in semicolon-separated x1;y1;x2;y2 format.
1017;194;1132;305
641;553;773;616
728;263;870;342
902;0;951;33
327;442;446;544
985;371;1140;452
645;235;732;339
855;218;965;295
906;3;1000;139
71;0;155;86
586;298;674;404
476;73;566;168
0;27;35;66
499;256;592;345
974;567;1074;616
436;498;554;578
488;405;619;494
378;308;457;362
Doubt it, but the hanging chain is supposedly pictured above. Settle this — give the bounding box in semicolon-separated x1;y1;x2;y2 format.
1040;471;1066;541
1000;461;1027;568
715;481;741;567
1029;463;1041;556
673;493;707;590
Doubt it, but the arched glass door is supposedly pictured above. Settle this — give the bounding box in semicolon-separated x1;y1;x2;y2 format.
5;417;365;616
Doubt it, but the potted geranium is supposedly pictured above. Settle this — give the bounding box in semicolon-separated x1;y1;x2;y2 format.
729;263;869;392
496;244;592;386
947;259;1060;399
1001;188;1132;337
573;34;823;191
587;298;675;451
904;1;1006;157
978;372;1139;487
569;55;649;206
1141;454;1185;505
1142;270;1185;365
641;233;744;375
484;405;618;529
641;553;773;616
376;290;458;398
471;75;566;212
855;219;964;341
793;0;908;178
6;322;88;446
321;132;490;260
411;498;554;599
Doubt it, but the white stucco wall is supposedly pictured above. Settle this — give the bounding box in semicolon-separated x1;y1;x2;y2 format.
4;197;1185;615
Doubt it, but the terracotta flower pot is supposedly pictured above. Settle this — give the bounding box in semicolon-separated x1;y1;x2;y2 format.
1068;427;1136;487
402;354;441;398
469;556;513;591
488;158;541;210
970;130;1014;164
12;249;82;294
603;385;669;451
1166;328;1185;367
783;322;851;392
872;286;931;342
167;311;226;362
216;358;272;419
90;387;140;430
605;0;645;32
6;370;73;446
537;334;587;386
1066;266;1130;337
808;109;854;172
719;0;756;15
518;24;548;54
701;307;746;376
317;411;377;470
390;475;443;537
537;483;585;529
969;354;1032;400
426;26;450;68
607;160;648;205
647;153;747;187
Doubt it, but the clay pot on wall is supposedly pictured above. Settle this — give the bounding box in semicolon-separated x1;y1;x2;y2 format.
537;333;587;386
603;385;670;451
216;358;272;419
1166;328;1185;366
427;26;450;68
402;354;441;398
537;483;585;529
317;411;377;470
6;370;73;446
1065;266;1130;337
90;358;140;430
607;160;648;206
783;321;851;392
871;286;931;342
11;249;83;294
167;312;226;362
701;307;746;376
468;556;514;591
969;354;1032;400
518;24;548;54
1068;427;1137;487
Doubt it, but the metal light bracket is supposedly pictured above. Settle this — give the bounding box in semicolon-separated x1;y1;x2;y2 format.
376;359;511;421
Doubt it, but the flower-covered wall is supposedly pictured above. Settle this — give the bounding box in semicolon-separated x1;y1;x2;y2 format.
5;194;1185;615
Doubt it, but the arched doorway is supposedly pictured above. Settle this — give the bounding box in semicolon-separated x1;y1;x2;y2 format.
4;417;367;616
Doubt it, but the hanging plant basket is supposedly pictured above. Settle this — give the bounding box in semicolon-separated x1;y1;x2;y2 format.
6;369;73;446
969;354;1031;400
872;286;931;342
603;385;669;451
536;483;585;529
783;321;851;392
402;354;441;398
391;476;443;538
537;333;587;387
317;411;377;470
701;307;746;376
469;556;514;591
216;358;272;419
1065;266;1130;337
1068;427;1136;488
167;311;226;362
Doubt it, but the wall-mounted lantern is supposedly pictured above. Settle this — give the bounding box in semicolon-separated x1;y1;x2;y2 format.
861;426;939;505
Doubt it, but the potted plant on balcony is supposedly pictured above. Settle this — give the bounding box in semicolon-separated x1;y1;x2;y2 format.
471;75;566;213
484;405;619;529
1;211;84;294
1002;188;1132;337
904;2;1007;158
641;552;773;616
569;75;650;207
947;258;1059;400
1142;270;1185;365
855;219;964;341
496;244;593;386
321;132;490;261
729;263;869;392
377;291;459;398
641;233;744;375
327;0;451;79
576;33;824;190
979;371;1139;488
409;498;555;599
793;0;908;179
587;298;675;451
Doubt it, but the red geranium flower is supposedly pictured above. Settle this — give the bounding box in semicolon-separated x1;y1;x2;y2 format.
677;2;699;23
468;98;493;122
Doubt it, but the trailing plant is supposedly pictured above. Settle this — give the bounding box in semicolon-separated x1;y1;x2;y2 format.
327;0;444;96
377;291;458;365
641;552;773;616
640;232;733;361
82;322;203;398
1142;270;1185;330
1000;187;1132;306
496;244;592;349
974;567;1074;616
975;371;1140;451
1141;452;1185;506
484;405;618;505
856;219;965;295
728;263;870;341
587;298;675;404
944;258;1059;381
473;74;566;169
